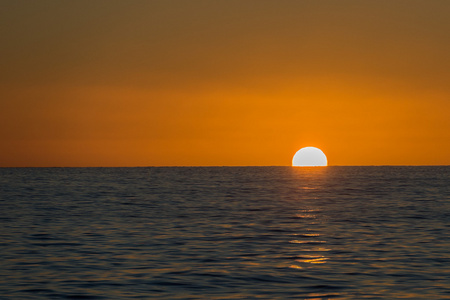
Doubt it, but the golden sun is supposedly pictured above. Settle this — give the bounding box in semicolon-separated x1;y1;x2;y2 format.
292;147;328;167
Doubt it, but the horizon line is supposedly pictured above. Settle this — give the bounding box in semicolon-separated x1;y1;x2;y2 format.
1;165;449;168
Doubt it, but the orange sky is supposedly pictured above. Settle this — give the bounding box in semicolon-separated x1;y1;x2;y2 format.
1;1;449;167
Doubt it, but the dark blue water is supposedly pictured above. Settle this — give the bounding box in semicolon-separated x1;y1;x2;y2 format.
1;167;449;299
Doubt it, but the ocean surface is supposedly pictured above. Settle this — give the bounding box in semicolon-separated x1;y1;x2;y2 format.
1;166;449;299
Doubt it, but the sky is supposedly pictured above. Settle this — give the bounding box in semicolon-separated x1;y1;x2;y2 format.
1;0;449;167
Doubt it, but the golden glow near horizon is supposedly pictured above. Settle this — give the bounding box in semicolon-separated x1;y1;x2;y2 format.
293;147;328;167
1;1;450;167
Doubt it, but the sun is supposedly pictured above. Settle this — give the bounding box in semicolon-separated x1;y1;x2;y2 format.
292;147;328;167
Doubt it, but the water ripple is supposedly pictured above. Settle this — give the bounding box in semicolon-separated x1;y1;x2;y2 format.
0;166;449;299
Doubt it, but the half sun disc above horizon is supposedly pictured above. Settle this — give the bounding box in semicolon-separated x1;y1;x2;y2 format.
292;147;328;167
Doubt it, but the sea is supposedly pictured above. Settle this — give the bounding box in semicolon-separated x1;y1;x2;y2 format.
0;166;449;299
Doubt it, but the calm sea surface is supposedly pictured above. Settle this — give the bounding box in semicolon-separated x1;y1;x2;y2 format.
1;166;449;299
